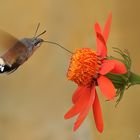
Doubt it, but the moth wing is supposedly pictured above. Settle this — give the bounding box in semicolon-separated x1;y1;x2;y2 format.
0;29;19;54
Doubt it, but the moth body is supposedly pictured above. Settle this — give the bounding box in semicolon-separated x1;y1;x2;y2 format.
0;37;43;74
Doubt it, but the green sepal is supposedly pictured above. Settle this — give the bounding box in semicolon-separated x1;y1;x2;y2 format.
129;72;140;85
106;48;133;105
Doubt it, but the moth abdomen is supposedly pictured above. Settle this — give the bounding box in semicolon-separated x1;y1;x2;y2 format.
0;57;19;74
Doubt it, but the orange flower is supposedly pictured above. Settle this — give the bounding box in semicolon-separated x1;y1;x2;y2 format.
64;13;127;132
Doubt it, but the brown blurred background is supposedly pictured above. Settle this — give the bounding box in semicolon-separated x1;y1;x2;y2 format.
0;0;140;140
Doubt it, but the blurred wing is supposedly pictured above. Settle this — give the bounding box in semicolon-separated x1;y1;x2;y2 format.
0;29;19;54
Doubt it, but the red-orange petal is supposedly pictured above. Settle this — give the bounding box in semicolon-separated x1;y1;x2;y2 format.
73;86;95;131
92;91;104;133
72;86;84;104
94;23;107;57
64;87;91;119
97;75;116;100
99;60;115;75
110;60;127;74
103;13;112;42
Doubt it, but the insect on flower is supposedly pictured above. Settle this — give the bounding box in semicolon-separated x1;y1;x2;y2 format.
0;23;69;74
64;13;127;132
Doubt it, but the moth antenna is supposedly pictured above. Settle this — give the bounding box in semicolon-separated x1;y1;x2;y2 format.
34;23;40;37
36;30;46;38
43;40;73;54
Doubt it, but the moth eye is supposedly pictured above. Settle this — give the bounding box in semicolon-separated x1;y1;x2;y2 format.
34;42;41;47
34;42;38;46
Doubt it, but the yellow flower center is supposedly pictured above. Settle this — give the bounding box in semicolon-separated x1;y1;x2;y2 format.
67;48;100;86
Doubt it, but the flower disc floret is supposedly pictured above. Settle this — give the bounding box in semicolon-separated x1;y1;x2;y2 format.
67;48;100;86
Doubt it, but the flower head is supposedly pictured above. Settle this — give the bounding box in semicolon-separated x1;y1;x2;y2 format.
64;13;127;133
67;48;99;86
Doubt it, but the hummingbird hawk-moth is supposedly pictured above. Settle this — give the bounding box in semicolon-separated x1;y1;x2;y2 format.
0;23;71;74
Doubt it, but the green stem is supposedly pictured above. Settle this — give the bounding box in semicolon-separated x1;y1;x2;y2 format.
129;72;140;85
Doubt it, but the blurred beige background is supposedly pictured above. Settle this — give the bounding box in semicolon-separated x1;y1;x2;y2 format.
0;0;140;140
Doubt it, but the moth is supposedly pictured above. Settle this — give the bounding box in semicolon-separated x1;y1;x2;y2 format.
0;23;70;74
